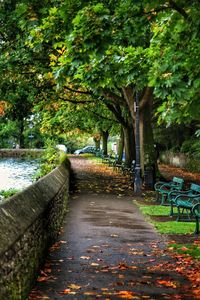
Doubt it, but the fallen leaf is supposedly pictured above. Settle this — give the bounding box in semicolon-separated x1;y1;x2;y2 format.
156;280;177;288
37;276;51;282
59;289;71;295
68;284;81;290
115;290;138;299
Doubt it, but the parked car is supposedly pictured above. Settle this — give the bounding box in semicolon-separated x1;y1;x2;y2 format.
74;146;96;155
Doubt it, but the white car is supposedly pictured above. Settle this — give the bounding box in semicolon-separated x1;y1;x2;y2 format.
56;144;67;153
74;146;96;155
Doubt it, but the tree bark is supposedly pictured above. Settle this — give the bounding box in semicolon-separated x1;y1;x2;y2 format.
123;85;157;175
93;137;100;150
19;119;24;148
123;124;135;167
117;126;124;162
139;90;157;176
101;130;109;155
122;85;135;122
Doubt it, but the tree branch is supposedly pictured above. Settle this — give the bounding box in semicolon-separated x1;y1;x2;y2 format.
64;85;92;95
58;95;95;104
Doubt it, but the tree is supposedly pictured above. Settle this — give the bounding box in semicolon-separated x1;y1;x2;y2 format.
28;0;157;168
147;0;200;124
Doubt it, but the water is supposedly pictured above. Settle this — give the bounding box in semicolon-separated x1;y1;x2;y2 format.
0;158;40;193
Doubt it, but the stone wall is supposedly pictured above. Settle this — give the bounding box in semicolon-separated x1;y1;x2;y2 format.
0;159;70;300
0;149;44;158
160;151;200;172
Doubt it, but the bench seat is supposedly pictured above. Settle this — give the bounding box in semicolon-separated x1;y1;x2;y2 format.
169;183;200;216
154;177;184;205
174;194;200;221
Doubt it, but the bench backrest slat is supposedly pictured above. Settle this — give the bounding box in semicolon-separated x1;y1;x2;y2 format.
172;177;184;190
190;183;200;194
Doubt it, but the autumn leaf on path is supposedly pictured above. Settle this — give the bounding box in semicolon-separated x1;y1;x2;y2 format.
91;262;99;266
115;290;139;299
80;256;91;260
59;289;71;295
36;271;56;282
68;284;82;290
156;280;177;288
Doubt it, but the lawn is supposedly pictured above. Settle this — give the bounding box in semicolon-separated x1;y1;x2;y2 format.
135;201;200;260
135;203;196;235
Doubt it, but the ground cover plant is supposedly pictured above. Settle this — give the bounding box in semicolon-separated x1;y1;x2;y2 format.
0;188;21;201
137;204;196;234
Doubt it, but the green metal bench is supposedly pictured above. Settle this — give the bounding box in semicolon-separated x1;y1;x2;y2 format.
174;194;200;222
192;203;200;234
102;154;111;164
102;153;116;167
154;177;184;205
121;160;135;176
169;183;200;216
112;155;123;172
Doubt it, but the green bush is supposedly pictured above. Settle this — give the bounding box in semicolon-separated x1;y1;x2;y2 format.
0;188;21;200
181;138;200;155
35;140;67;179
185;157;200;173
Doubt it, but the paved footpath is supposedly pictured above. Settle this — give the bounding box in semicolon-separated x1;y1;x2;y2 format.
29;157;194;300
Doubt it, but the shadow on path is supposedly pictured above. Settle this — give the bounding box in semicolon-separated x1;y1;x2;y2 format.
29;156;195;300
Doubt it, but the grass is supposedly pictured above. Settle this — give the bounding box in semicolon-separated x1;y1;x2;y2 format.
0;188;21;200
135;201;200;259
135;203;196;234
139;204;170;216
154;221;195;234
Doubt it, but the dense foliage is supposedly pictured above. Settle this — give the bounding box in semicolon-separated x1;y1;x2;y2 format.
0;0;199;160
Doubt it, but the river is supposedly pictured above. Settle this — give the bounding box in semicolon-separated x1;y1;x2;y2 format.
0;158;40;195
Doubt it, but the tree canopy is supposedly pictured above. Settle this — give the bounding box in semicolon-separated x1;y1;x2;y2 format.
0;0;199;156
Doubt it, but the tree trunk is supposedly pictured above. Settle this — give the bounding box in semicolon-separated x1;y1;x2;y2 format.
140;90;157;171
101;130;109;155
123;125;135;167
139;91;157;189
117;126;124;162
19;119;24;148
93;137;100;149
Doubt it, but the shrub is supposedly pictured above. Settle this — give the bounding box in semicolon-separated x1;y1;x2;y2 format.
0;188;21;201
35;140;67;179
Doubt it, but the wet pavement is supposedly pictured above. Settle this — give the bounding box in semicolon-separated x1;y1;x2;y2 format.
29;156;195;300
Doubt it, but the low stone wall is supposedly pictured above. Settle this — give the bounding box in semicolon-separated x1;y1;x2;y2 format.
160;151;200;172
0;159;70;300
0;149;44;158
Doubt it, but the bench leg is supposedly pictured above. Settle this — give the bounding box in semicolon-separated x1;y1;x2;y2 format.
161;193;167;205
195;216;199;234
155;191;160;202
170;201;174;216
176;206;181;221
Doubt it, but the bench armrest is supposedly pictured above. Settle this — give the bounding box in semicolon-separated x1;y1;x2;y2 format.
168;189;192;200
154;181;167;189
175;194;200;205
154;182;172;191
